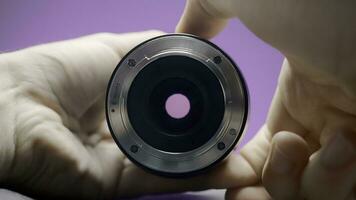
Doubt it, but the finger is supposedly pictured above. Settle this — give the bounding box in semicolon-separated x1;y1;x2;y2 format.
262;131;309;200
226;185;271;200
13;30;163;119
176;0;237;38
116;154;256;198
117;125;272;198
301;132;356;200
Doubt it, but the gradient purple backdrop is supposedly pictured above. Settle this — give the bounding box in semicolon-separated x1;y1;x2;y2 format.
0;1;283;199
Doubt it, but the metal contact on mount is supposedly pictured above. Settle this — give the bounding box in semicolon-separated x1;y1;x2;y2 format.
106;34;249;177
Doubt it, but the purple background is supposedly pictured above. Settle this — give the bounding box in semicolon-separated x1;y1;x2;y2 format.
0;0;283;199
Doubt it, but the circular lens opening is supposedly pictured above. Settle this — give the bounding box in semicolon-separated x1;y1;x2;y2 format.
165;93;190;119
127;55;225;152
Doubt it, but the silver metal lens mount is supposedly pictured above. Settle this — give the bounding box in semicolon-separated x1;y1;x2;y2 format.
106;34;248;177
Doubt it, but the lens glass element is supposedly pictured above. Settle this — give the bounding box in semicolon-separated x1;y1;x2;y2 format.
165;93;191;119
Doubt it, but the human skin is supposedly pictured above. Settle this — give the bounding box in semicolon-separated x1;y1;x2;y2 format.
0;1;355;199
177;0;356;199
0;31;264;200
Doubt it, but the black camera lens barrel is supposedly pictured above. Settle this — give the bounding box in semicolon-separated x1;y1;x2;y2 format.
106;34;249;177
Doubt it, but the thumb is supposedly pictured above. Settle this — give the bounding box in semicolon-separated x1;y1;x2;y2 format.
226;125;273;200
262;131;310;200
176;0;237;38
301;132;356;200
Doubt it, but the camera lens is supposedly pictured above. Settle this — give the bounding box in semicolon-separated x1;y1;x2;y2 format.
106;34;248;177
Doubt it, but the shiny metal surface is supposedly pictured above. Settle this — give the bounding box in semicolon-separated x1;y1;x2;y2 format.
106;34;248;175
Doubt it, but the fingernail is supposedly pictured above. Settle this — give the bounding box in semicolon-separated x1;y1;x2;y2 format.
270;144;294;174
321;133;355;169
